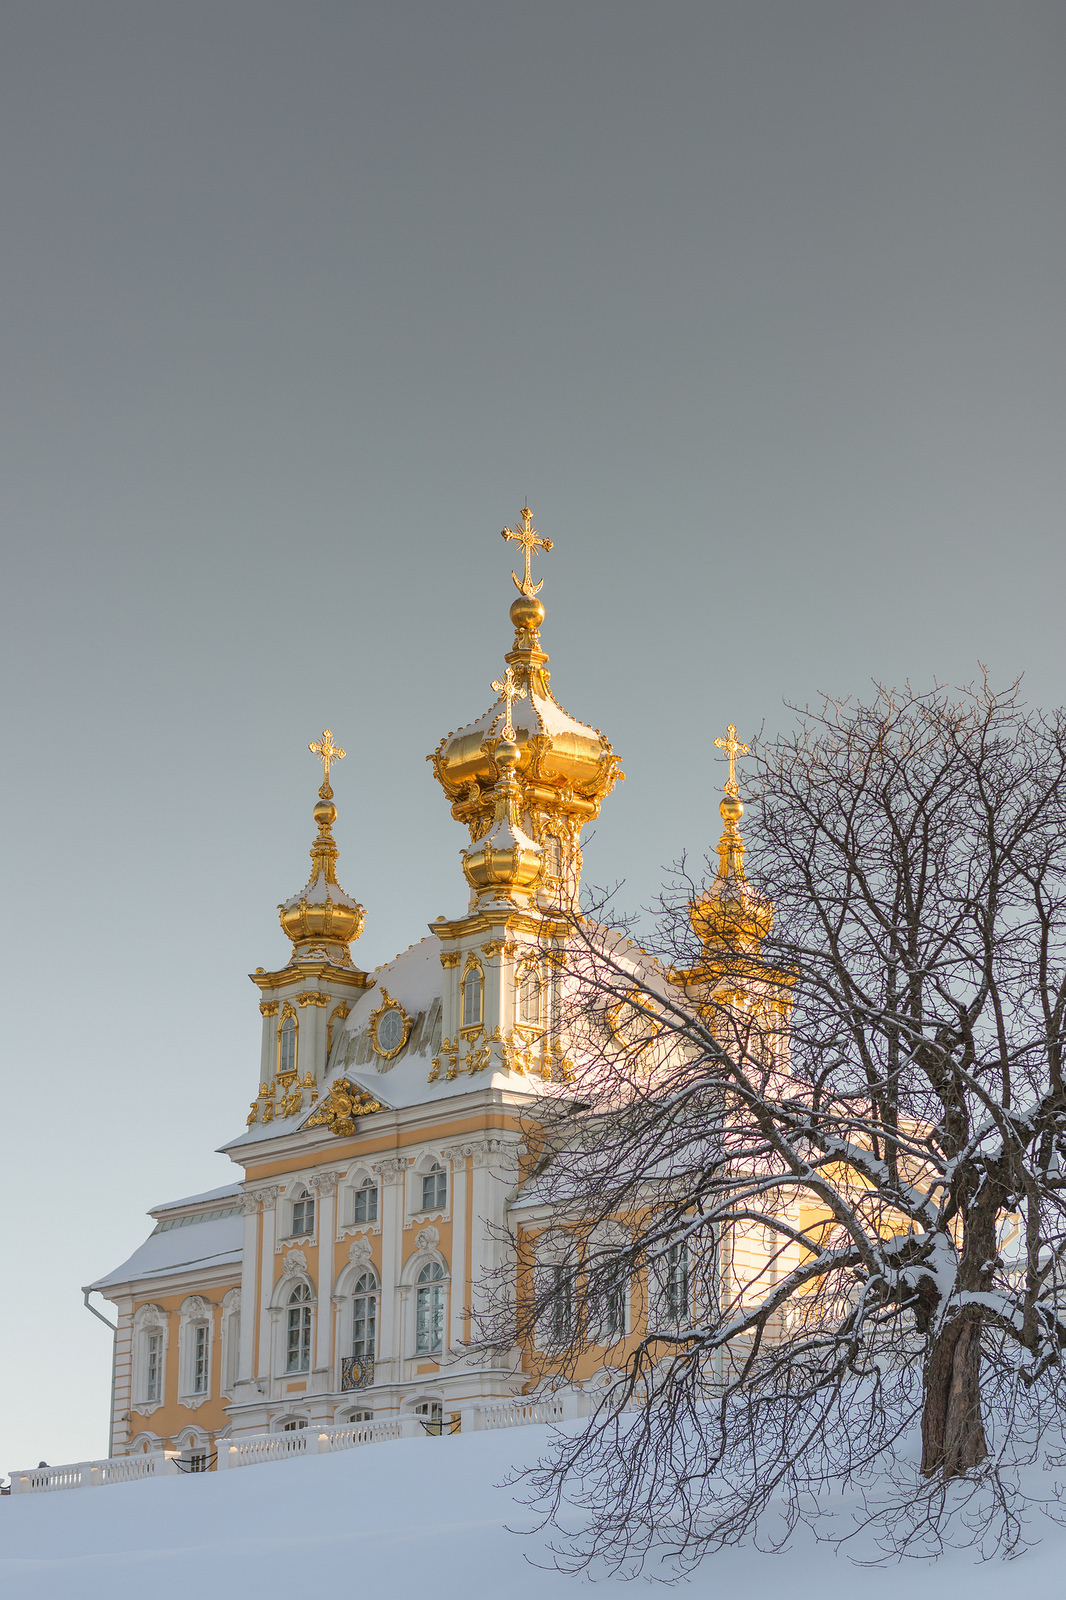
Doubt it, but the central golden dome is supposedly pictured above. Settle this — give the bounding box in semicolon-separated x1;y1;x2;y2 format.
430;512;622;863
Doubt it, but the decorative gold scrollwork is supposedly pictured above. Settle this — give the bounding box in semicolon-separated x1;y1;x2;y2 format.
305;1079;383;1138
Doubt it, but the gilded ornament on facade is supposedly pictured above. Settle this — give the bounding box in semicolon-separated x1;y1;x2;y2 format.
305;1079;383;1138
367;988;414;1061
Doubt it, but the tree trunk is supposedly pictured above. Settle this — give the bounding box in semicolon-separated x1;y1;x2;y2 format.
920;1316;987;1477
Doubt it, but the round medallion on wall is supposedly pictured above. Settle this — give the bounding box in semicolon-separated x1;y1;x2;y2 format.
369;989;414;1062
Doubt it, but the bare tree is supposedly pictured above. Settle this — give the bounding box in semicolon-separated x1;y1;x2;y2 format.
489;680;1066;1571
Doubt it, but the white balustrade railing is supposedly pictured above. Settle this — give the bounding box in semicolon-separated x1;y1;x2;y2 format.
6;1387;604;1494
8;1452;177;1494
475;1396;568;1430
218;1417;417;1471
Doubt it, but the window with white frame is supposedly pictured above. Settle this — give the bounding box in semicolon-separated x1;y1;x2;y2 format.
518;964;542;1026
286;1283;313;1372
133;1306;168;1408
225;1311;240;1389
351;1271;377;1359
290;1187;315;1237
192;1323;209;1393
350;1176;378;1225
461;965;483;1029
661;1240;689;1323
221;1289;241;1393
550;1262;574;1343
145;1332;163;1403
279;1013;297;1075
420;1161;446;1212
345;1409;373;1423
282;1417;308;1431
178;1297;212;1399
415;1261;446;1354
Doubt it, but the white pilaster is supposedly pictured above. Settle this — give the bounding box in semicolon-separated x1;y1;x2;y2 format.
310;1171;340;1372
442;1146;470;1349
372;1158;408;1371
256;1187;280;1380
238;1195;260;1380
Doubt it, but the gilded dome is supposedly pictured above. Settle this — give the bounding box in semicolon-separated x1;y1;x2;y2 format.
279;734;366;964
430;532;623;847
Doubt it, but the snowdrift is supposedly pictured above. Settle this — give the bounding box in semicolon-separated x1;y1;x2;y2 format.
3;1421;1066;1599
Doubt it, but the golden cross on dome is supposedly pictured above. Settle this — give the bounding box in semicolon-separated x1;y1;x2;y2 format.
491;665;527;742
714;723;749;798
309;729;345;786
501;505;553;596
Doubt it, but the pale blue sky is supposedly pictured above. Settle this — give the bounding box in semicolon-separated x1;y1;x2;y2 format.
1;0;1063;1469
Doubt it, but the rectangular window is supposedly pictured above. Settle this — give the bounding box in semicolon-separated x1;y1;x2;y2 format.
352;1183;378;1225
287;1306;312;1372
145;1333;161;1402
602;1271;626;1341
193;1324;209;1393
226;1312;240;1389
415;1285;445;1354
550;1264;573;1343
421;1167;446;1211
352;1294;376;1359
291;1196;315;1236
664;1242;689;1323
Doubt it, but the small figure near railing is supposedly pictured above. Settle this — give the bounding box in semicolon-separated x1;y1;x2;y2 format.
341;1354;374;1391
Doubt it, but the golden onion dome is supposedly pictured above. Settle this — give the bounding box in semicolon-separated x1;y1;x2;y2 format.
429;509;622;843
279;732;366;963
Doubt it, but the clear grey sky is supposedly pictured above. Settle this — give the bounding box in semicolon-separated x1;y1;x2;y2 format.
1;1;1063;1469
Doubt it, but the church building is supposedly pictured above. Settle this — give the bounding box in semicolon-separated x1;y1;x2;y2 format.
87;507;763;1459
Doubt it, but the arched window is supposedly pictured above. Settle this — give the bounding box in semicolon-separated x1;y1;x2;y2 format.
279;1015;297;1076
421;1161;446;1211
290;1187;315;1237
518;965;541;1025
351;1271;377;1360
415;1261;446;1355
286;1283;313;1373
462;965;483;1029
351;1176;377;1226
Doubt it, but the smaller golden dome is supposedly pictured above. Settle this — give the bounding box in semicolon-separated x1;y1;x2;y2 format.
279;733;366;964
689;727;774;954
462;740;543;901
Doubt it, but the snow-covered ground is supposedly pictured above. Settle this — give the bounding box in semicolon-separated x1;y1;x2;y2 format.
4;1423;1066;1599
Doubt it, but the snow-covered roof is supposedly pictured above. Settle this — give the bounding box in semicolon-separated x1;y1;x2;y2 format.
150;1182;242;1215
89;1210;244;1292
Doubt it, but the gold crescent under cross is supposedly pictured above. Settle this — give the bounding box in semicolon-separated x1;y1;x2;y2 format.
501;505;553;596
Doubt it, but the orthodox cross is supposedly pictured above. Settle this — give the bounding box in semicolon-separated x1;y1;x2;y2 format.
714;723;749;797
490;665;527;742
309;729;346;790
501;505;553;596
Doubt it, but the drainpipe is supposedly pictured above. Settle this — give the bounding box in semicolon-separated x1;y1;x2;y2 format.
82;1288;118;1459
